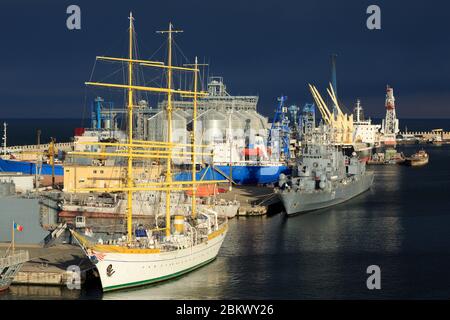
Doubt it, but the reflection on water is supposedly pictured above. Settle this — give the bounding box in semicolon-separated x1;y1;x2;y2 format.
5;144;450;299
104;145;450;299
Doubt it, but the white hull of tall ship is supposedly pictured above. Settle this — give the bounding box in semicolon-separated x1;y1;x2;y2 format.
73;224;228;292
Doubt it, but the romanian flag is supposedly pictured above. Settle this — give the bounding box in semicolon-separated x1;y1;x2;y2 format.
14;222;24;232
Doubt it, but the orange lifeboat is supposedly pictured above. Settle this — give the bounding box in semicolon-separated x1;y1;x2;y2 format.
185;184;227;197
242;147;271;157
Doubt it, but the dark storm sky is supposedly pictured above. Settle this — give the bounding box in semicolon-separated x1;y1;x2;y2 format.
0;0;449;119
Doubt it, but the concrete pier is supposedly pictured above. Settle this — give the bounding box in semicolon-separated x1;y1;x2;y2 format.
0;243;92;287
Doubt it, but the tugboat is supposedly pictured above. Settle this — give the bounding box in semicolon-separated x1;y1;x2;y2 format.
404;150;429;167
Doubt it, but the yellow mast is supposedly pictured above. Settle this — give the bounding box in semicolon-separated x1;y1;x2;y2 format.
49;137;56;188
74;16;226;243
183;58;208;218
126;12;134;242
157;23;183;237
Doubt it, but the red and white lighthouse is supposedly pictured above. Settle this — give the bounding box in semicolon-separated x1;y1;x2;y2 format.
381;85;399;146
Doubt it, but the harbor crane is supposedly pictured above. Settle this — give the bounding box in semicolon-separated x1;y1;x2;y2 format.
269;96;291;159
308;83;354;144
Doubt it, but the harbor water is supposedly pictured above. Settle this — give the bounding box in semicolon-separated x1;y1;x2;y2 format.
1;118;449;299
1;143;449;299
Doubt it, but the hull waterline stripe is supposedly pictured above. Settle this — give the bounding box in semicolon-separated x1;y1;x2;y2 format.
103;256;216;292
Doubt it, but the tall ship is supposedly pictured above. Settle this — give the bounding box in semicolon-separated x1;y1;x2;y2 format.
276;84;374;215
69;14;228;292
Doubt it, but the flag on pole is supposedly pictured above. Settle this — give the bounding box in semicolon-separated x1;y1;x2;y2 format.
13;222;24;232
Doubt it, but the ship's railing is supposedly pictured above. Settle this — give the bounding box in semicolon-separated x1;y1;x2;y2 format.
213;160;283;166
0;250;29;268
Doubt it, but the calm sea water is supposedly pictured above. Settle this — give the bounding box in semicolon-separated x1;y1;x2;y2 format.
1;119;450;299
103;144;450;300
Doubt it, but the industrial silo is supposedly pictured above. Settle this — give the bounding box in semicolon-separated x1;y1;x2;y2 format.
198;109;227;145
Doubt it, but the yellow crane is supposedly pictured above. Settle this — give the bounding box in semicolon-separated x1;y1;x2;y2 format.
308;83;354;144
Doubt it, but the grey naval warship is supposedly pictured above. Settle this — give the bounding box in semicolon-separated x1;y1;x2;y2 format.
276;124;374;215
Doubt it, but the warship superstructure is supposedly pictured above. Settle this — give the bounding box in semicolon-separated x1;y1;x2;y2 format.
276;84;374;215
276;123;374;215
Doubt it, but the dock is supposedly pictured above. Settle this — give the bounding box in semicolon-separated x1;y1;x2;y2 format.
397;130;450;144
216;184;283;216
0;243;92;287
